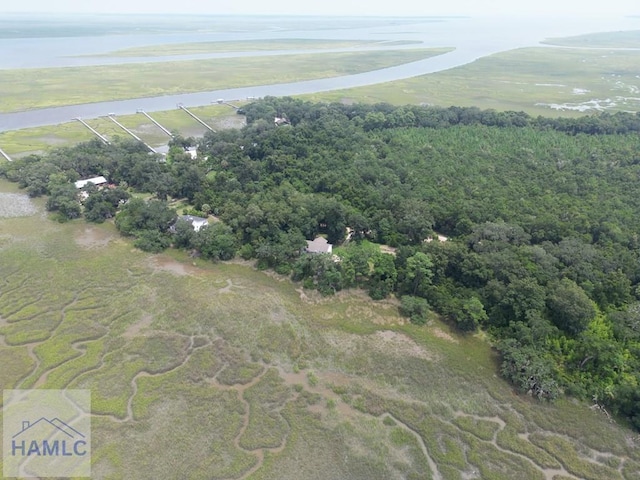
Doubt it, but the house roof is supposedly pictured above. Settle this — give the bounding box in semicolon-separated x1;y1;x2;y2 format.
74;176;107;189
170;215;209;233
306;237;332;253
179;215;208;224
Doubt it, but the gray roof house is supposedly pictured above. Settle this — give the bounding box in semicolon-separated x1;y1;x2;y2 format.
305;237;332;254
171;215;209;233
74;176;107;189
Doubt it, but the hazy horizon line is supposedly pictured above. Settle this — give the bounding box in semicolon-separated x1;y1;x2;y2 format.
0;11;635;18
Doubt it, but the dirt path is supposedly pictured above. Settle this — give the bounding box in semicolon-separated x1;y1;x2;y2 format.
219;278;245;294
203;365;293;480
453;411;506;442
122;313;154;339
276;368;363;419
32;339;91;388
385;413;442;480
451;411;582;480
0;317;7;347
92;334;210;423
18;343;42;388
17;290;92;388
231;369;287;480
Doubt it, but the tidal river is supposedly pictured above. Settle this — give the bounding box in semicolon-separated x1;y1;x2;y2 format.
0;13;638;132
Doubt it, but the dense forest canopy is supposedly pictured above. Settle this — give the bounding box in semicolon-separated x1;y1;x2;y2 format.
3;98;640;430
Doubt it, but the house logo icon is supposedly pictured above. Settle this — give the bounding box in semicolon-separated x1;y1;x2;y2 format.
11;417;88;457
3;389;91;478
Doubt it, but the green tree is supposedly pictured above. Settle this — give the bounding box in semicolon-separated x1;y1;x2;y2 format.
368;253;397;300
614;377;640;431
485;277;546;326
23;161;62;197
254;230;306;268
402;252;434;296
115;198;176;236
547;278;596;336
499;339;560;400
194;223;237;261
451;296;488;332
594;269;632;308
397;199;433;244
292;254;343;295
84;187;129;223
172;219;196;249
399;296;431;325
133;229;171;253
46;175;80;220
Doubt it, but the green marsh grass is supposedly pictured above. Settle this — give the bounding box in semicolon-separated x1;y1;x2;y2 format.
1;177;640;478
529;433;623;479
0;105;246;157
0;49;451;113
5;43;640;158
0;348;34;388
97;39;399;57
452;415;500;441
240;368;290;450
543;30;640;48
495;425;561;469
308;47;640;116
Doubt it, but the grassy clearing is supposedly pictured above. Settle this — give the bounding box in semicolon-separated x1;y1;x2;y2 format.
0;15;431;40
6;41;639;157
529;433;623;479
218;361;264;386
0;121;96;156
452;415;500;441
95;383;257;479
96;39;410;57
495;420;561;469
0;105;245;156
1;177;639;478
43;339;107;388
0;347;34;387
240;368;290;450
543;30;640;48
307;46;640;116
0;48;450;113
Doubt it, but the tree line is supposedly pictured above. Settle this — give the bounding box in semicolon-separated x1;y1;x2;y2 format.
2;98;640;429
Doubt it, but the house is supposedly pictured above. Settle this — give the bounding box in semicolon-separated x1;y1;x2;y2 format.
171;215;209;233
305;237;332;254
274;116;290;126
425;233;449;243
185;147;198;160
74;176;107;189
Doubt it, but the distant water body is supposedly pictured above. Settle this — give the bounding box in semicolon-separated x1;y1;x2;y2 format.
0;14;638;132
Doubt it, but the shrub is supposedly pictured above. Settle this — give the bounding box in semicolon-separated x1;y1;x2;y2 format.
399;295;431;325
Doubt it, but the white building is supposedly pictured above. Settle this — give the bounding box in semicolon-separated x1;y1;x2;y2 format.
173;215;209;232
74;176;107;189
305;237;332;254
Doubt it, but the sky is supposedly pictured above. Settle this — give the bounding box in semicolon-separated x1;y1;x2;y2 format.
1;0;638;17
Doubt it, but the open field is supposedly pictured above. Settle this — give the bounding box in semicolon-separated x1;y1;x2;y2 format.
3;41;640;156
93;39;421;57
0;14;438;39
0;105;246;156
307;46;640;115
543;30;640;48
1;178;639;479
0;48;451;113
